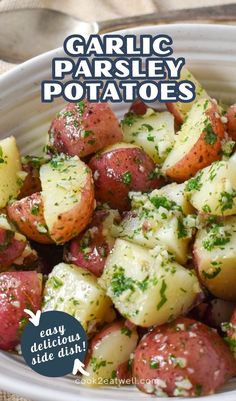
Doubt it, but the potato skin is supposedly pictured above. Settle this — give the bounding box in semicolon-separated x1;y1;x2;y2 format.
64;209;118;277
48;101;123;158
189;299;235;330
0;271;42;350
129;99;148;115
226;103;236;141
133;317;236;397
84;320;138;385
165;102;225;182
0;228;26;270
7;192;53;244
89;144;162;210
48;170;94;244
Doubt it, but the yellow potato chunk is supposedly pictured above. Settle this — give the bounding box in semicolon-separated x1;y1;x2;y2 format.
43;262;115;334
99;239;202;327
0;136;22;207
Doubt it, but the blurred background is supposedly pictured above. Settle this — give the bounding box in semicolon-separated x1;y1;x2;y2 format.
0;0;234;73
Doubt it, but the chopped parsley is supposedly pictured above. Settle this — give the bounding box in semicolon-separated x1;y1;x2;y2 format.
31;204;40;215
122;171;132;185
76;101;85;115
121;113;138;127
111;266;135;296
110;266;149;297
157;279;167;310
185;171;203;192
137;276;149;291
202;224;231;250
0;146;5;164
149;359;159;369
150;195;180;211
50;276;64;289
177;219;188;239
90;357;107;373
121;327;132;337
63;111;74;118
202;204;211;213
204;123;217;145
202;266;221;279
18;315;29;334
141;123;153;132
218;190;236;213
195;384;203;396
224;336;236;352
84;130;93;138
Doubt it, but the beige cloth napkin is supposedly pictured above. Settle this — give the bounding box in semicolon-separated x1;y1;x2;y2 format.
0;0;233;400
0;0;233;74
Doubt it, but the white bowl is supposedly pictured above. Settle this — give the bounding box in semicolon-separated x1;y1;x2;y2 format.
0;24;236;401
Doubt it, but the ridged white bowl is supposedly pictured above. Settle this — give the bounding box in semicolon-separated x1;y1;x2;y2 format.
0;24;236;401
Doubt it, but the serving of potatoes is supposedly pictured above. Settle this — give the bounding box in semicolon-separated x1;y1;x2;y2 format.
1;75;236;398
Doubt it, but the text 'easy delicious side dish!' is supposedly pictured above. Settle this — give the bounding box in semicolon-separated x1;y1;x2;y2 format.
1;67;236;397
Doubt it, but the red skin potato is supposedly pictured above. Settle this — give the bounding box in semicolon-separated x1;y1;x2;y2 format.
133;317;236;397
116;360;133;382
85;320;136;368
64;209;119;277
89;145;162;211
48;101;123;158
7;192;53;244
165;101;225;182
226;308;236;345
0;228;26;271
0;271;42;350
129;99;148;116
189;299;235;330
226;104;236;141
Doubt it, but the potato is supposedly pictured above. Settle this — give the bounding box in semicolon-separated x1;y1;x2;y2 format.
115;189;195;265
18;156;46;199
162;99;225;182
187;154;236;216
226;103;236;141
166;67;210;124
83;321;138;386
223;307;236;357
0;271;42;350
0;213;38;271
40;155;94;244
43;262;115;335
99;239;202;327
121;108;175;163
7;192;53;244
190;299;235;329
64;209;120;277
193;216;236;301
157;182;194;215
89;143;162;211
133;317;236;397
129;99;148;115
0;214;25;270
47;101;123;158
0;136;24;207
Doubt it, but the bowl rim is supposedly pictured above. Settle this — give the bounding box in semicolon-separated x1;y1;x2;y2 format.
0;23;236;85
